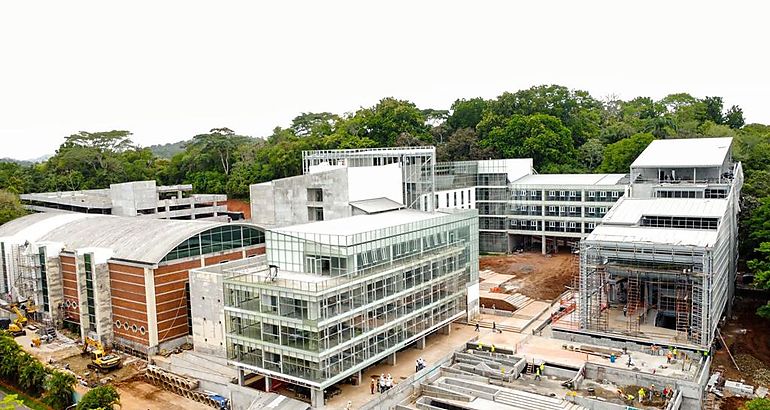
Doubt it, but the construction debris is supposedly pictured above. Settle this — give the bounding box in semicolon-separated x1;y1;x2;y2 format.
724;380;754;397
144;365;227;409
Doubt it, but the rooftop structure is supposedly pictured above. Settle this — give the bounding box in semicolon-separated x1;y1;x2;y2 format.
0;212;265;356
250;163;404;228
631;137;733;168
302;147;435;210
21;180;233;220
193;207;479;408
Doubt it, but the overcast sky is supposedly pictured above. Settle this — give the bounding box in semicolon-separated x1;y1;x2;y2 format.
1;1;767;160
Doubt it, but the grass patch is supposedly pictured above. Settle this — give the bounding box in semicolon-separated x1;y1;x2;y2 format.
0;381;52;410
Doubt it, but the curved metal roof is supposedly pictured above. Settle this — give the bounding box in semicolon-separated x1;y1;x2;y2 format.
0;212;263;264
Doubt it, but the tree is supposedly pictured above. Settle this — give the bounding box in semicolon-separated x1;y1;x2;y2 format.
44;371;77;410
290;112;340;137
77;385;120;410
744;397;770;410
437;128;492;162
480;114;577;172
725;105;745;129
697;96;725;124
599;133;655;173
18;354;47;396
447;98;488;131
187;128;252;176
578;138;605;171
643;115;677;139
344;98;431;147
0;190;26;225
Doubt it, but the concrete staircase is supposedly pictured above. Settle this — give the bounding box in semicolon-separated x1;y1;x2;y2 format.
494;389;584;410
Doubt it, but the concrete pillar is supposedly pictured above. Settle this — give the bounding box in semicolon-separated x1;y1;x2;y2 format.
190;203;196;220
144;267;159;350
440;323;451;335
415;336;426;350
311;387;324;408
213;200;218;217
355;370;362;386
541;234;547;255
265;376;272;392
385;352;397;365
237;368;245;386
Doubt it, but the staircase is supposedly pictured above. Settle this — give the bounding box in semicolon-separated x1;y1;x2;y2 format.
494;389;585;410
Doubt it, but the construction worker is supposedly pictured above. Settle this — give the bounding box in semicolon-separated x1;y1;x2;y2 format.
638;387;645;404
370;378;375;394
672;347;678;358
475;323;480;332
491;344;496;353
666;351;673;363
534;365;542;381
626;394;635;403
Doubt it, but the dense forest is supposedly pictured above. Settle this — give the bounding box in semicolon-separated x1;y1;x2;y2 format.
1;84;770;314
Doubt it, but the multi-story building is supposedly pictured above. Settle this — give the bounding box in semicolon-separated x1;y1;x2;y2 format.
192;208;478;407
250;162;404;227
0;212;265;356
429;159;627;253
554;137;743;351
20;180;235;220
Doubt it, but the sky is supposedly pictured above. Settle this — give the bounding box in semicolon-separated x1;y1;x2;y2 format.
0;1;768;160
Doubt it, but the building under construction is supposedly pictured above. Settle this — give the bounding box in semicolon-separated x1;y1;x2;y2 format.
555;137;743;350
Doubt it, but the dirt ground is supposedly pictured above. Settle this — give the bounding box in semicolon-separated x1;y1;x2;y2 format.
712;297;770;388
226;198;251;219
720;396;750;410
479;251;577;301
113;376;211;410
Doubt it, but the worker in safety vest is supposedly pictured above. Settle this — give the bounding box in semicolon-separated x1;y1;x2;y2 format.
638;387;646;403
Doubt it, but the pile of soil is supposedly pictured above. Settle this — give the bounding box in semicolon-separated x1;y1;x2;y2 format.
480;252;577;300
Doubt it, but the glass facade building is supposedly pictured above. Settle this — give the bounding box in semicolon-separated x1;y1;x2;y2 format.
222;209;478;397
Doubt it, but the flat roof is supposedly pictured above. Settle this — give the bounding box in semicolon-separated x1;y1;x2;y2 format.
272;209;445;237
603;197;728;224
511;173;627;186
586;225;719;248
631;137;733;168
20;190;112;208
349;197;404;214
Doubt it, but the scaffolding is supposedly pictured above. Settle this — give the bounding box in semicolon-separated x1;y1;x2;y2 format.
10;243;44;308
577;239;724;348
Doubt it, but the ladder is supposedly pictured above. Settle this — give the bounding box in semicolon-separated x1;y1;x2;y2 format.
626;275;641;334
675;284;690;342
691;280;704;345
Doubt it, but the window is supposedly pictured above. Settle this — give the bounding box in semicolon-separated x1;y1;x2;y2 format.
569;206;577;213
38;247;49;312
530;221;537;227
568;222;576;228
454;192;457;206
600;191;608;198
588;191;596;197
600;207;608;213
549;190;556;197
548;206;556;212
84;253;96;332
518;190;526;196
161;226;265;262
434;194;439;207
612;191;620;198
530;190;538;196
461;191;465;205
308;206;324;221
588;223;596;229
307;188;323;202
588;207;596;214
548;221;556;227
511;220;518;226
569;191;577;197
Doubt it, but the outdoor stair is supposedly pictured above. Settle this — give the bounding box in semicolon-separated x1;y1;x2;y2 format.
494;389;585;410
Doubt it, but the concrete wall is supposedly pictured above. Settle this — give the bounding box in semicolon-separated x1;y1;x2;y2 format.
249;183;275;226
189;267;227;357
110;181;158;216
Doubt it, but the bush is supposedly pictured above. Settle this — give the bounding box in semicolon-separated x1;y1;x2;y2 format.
44;371;76;410
77;385;120;410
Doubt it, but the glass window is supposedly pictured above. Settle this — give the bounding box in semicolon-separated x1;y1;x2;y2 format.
161;226;265;262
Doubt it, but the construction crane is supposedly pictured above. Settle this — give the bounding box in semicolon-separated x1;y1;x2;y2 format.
82;337;122;373
10;306;28;327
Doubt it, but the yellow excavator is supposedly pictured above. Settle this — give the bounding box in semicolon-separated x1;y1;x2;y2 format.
1;317;26;337
10;306;28;327
82;337;122;373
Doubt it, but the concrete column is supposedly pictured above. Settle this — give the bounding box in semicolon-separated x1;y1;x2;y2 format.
415;336;426;350
440;323;451;335
356;370;362;386
213;200;218;217
265;376;272;392
45;254;64;325
144;267;159;350
311;388;324;408
385;352;397;365
541;235;547;255
190;203;196;220
237;368;245;386
94;262;114;346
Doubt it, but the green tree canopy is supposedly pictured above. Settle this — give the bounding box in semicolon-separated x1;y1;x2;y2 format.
77;385;120;410
599;133;655;173
0;190;26;225
44;371;77;410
